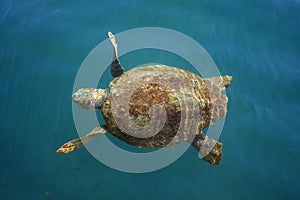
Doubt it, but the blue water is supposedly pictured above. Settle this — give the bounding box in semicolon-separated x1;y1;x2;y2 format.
1;0;300;199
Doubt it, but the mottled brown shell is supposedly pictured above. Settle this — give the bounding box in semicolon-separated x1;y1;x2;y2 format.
101;65;231;149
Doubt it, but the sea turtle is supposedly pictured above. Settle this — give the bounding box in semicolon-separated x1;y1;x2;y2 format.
57;32;232;165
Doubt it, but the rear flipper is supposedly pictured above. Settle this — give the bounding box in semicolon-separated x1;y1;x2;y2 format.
57;126;107;154
191;134;223;165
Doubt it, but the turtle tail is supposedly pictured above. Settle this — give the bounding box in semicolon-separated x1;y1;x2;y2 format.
221;75;233;88
204;76;233;125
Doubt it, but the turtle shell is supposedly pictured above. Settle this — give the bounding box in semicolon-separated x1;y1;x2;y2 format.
101;65;230;148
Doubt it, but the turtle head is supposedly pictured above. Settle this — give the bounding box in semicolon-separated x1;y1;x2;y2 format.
72;88;106;110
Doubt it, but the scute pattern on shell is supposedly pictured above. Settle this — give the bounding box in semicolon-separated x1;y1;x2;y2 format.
101;65;230;149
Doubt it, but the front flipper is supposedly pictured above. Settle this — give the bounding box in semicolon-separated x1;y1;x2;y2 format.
191;134;223;165
57;126;107;154
108;32;124;78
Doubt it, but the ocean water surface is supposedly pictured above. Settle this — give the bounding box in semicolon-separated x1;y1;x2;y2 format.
0;0;300;199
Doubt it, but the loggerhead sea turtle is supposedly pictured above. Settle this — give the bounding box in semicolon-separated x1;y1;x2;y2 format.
57;32;232;165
